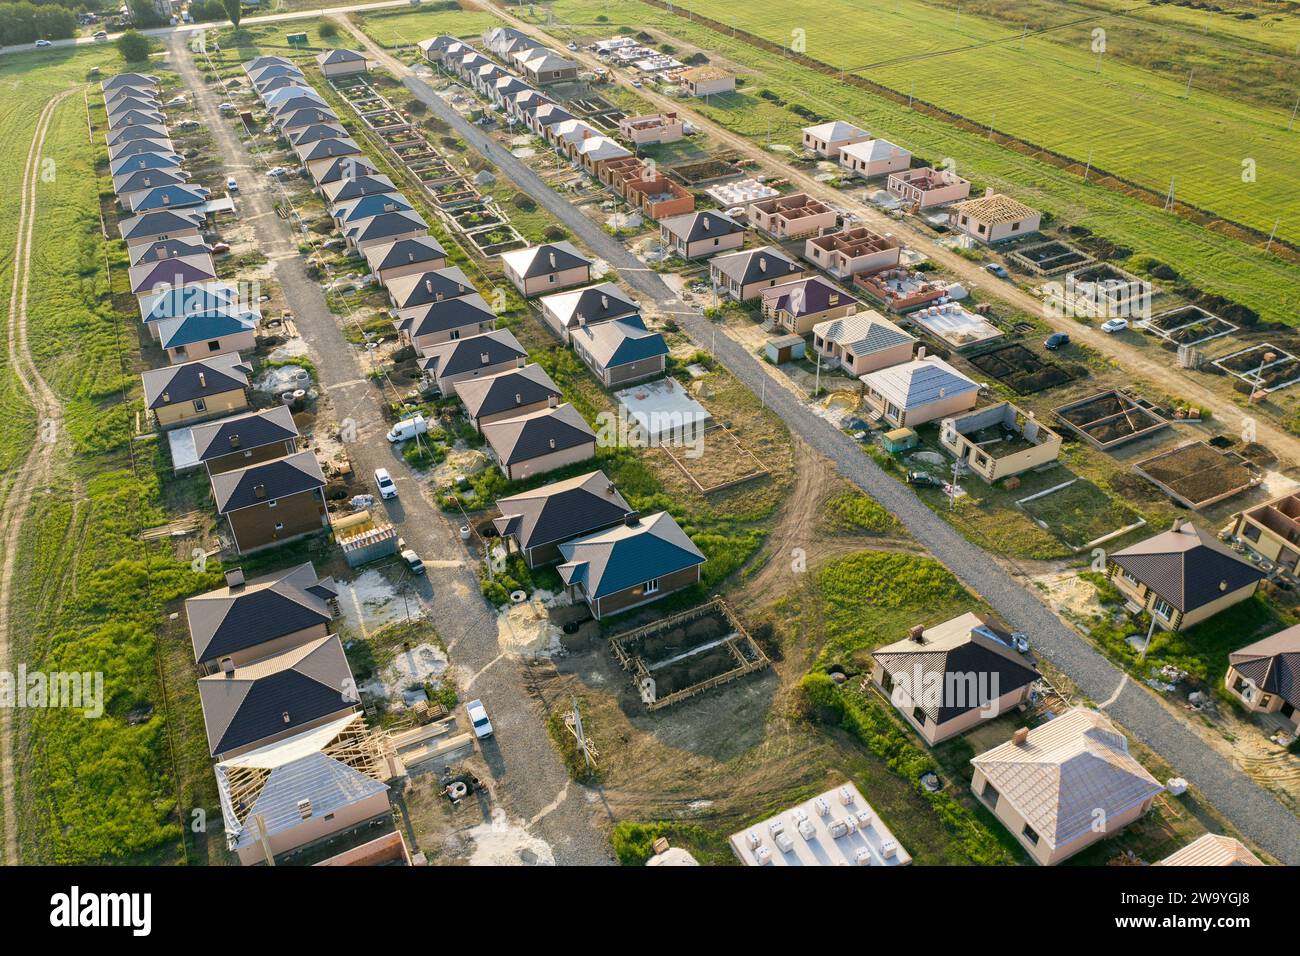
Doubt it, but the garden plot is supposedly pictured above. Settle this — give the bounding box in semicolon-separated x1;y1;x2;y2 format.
1213;344;1300;394
1132;441;1260;510
1007;239;1093;276
965;343;1078;395
1018;478;1146;552
609;598;770;711
1141;305;1237;347
669;156;743;185
1053;390;1169;451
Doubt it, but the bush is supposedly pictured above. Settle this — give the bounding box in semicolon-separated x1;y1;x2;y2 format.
116;30;152;63
319;21;338;38
542;224;568;242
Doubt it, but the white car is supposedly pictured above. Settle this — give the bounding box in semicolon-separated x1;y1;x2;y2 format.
166;95;187;106
226;176;239;192
93;31;108;42
218;102;237;113
34;39;52;48
1100;318;1129;333
265;166;288;178
374;467;398;500
466;699;493;739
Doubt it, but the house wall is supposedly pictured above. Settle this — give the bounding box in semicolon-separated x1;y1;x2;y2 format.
871;663;1035;745
1108;564;1258;631
826;338;912;377
840;150;911;180
165;328;257;364
714;270;803;302
508;264;591;298
971;767;1153;865
410;319;494;354
502;439;596;482
776;299;859;336
204;439;297;476
686;76;735;96
678;231;743;260
865;387;977;429
1224;665;1296;725
955;211;1041;244
236;789;391;866
199;622;330;675
154;388;248;428
124;224;201;247
438;359;526;398
620;116;685;145
598;354;666;388
1228;512;1300;572
351;225;427;253
802;131;870;157
319;60;368;78
225;489;327;555
589;564;701;619
804;238;900;278
887;173;971;208
752;204;836;240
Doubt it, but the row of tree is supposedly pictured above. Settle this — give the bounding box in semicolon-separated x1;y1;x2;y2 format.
0;1;77;45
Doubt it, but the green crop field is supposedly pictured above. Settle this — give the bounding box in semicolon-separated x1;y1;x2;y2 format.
511;0;1300;327
352;3;502;47
667;0;1300;246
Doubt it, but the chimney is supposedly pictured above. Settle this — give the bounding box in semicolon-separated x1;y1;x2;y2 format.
606;481;616;495
481;351;491;365
224;568;245;589
1012;727;1030;746
296;798;312;820
198;371;206;388
282;711;291;724
1171;516;1188;533
253;484;267;499
229;433;241;449
548;438;556;449
624;512;640;527
759;257;768;273
1219;580;1229;592
600;294;609;310
220;657;235;676
548;251;557;269
424;279;433;294
917;345;926;360
547;394;558;408
984;187;994;198
909;624;925;643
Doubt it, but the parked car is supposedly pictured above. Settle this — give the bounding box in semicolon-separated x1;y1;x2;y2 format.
401;548;425;575
1045;332;1070;350
1100;318;1129;333
984;262;1009;279
225;176;238;192
386;413;428;443
218;102;237;113
166;94;187;106
265;166;289;178
906;470;940;487
176;119;199;129
1010;632;1031;654
34;39;52;48
466;699;493;739
211;241;231;254
374;468;398;499
93;31;108;42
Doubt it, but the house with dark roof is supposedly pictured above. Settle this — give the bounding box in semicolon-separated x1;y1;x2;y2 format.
316;48;370;77
1224;626;1300;730
101;72;159;92
298;137;363;173
419;328;528;397
191;405;300;476
499;242;592;297
456;363;561;431
343;209;428;252
210;450;328;555
571;315;668;388
396;293;497;354
385;266;476;314
558;511;706;619
333;192;415;229
269;93;332;118
115;167;188;200
494;470;633;567
199;634;357;759
812;309;916;377
278;107;342;134
127;253;217;294
141;353;252;429
760;275;863;336
106;116;166;139
526;103;576;138
119;208;204;247
110;151;183;179
313;154;379;189
127;237;211;267
364;235;449;285
480;403;597;481
971;708;1162;865
138;281;244;331
290;123;349;148
186;564;338;672
538;282;639;342
157;310;258;364
659;210;745;260
709;246;803;301
322;172;398;207
109;137;175;162
1108;518;1265;632
870;612;1041;745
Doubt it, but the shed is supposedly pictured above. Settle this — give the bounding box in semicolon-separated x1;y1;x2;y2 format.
883;427;918;453
766;333;806;364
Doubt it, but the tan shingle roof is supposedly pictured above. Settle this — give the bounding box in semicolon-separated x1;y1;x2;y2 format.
1156;833;1263;866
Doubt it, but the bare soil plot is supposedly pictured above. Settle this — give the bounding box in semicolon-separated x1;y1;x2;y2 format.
1007;239;1093;276
1142;305;1237;346
1132;441;1260;510
966;343;1078;395
661;421;770;494
1018;478;1146;551
1053;389;1169;451
669;156;743;185
609;599;771;710
1214;343;1300;394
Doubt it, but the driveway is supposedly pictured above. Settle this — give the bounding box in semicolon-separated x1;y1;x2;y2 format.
169;35;612;866
344;22;1300;864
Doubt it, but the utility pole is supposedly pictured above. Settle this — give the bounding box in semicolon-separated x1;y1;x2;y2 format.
1288;95;1299;132
1265;219;1280;253
1083;146;1093;182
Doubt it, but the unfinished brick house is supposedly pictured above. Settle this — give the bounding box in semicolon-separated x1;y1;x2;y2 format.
749;193;838;240
886;166;972;208
618;112;685;146
804;226;902;279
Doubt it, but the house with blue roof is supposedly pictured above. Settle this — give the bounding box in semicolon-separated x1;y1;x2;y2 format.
570;315;668;388
157;310;258;364
139;282;244;332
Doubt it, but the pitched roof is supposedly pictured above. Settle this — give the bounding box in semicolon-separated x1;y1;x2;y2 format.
494;470;633;553
119;208;204;241
363;234;448;272
317;48;368;65
398;293;496;339
971;708;1163;849
185;562;337;663
803;120;868;142
334;192;414;224
290;123;349;146
839;138;909;162
141;353;251;410
500;241;591;279
244;55;294;74
572;316;667;370
539;282;638;329
1110;522;1264;614
209;450;325;513
344;209;427;243
129;255;217;293
115;167;188;197
215;713;388;852
710;246;801;285
198;635;355;757
872;612;1040;724
955;192;1038;225
128;237;211;266
191;405;299;463
297;137;362;163
481;403;596;465
419;328;527;378
659;209;745;243
1228;624;1300;709
157;310;257;350
558;511;705;599
457;363;560;422
314;155;379;186
860;356;978;410
1156;834;1263;867
138;282;241;323
110;152;182;176
813;310;915;357
386;266;475;310
529;104;574;128
278;107;341;130
109;137;174;160
762;275;863;318
323;173;399;204
575;135;633;163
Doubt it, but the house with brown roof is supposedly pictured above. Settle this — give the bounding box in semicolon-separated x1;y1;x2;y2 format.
749;193;837;240
1224;626;1300;731
871;612;1040;745
1156;834;1263;866
199;634;357;759
418;328;528;397
1107;518;1265;632
971;708;1163;865
186;564;338;673
190;405;300;476
480;403;597;481
804;226;901;280
211;450;328;555
141;353;252;429
801;120;871;158
951;190;1041;244
494;470;634;567
760;275;862;336
887;166;971;209
456;363;562;431
812;309;916;376
517;49;580;85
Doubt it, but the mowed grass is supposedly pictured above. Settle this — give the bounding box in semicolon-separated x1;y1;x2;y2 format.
524;0;1300;327
353;4;502;47
670;0;1300;245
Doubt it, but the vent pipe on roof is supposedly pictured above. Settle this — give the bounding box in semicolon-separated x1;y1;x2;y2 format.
624;512;640;527
220;657;235;676
225;568;245;589
1012;727;1030;746
909;624;925;643
1171;517;1188;533
198;371;206;388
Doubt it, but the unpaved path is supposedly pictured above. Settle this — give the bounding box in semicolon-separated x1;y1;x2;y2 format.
0;89;77;865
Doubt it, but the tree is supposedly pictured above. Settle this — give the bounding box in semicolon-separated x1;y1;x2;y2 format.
116;29;151;63
221;0;241;28
127;0;162;28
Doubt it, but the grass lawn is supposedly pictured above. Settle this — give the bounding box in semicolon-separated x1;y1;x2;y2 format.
352;4;502;47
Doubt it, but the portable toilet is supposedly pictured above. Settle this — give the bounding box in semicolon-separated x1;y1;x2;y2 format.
882;427;918;453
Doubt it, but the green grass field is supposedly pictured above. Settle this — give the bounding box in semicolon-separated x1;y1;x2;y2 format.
352;3;502;46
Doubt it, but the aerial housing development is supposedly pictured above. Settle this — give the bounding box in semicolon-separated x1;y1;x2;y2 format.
0;0;1297;917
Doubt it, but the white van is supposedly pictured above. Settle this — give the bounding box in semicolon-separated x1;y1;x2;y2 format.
386;413;428;443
